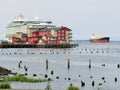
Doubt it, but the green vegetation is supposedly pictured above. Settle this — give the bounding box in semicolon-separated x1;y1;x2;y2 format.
0;74;51;89
4;74;51;83
67;84;80;90
0;82;11;89
45;82;52;90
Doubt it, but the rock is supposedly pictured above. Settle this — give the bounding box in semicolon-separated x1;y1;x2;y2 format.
99;83;102;86
81;80;85;87
56;76;59;79
68;78;71;80
25;73;28;76
33;74;37;77
101;77;105;80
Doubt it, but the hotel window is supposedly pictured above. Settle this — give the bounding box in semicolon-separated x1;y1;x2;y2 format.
58;33;61;36
58;37;60;40
62;37;64;40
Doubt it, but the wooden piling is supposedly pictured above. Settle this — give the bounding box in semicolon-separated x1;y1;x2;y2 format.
46;59;48;70
67;59;70;69
18;60;22;68
117;64;120;68
92;81;95;86
51;70;54;75
115;77;117;82
24;65;28;71
89;59;91;69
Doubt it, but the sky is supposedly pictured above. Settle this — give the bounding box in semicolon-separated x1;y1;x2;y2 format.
0;0;120;40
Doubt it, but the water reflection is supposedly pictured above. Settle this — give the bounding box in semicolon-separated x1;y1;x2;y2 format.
0;42;120;90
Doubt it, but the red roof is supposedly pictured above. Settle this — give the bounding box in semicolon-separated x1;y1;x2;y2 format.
60;26;72;31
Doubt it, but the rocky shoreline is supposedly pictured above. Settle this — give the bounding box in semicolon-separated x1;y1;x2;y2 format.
0;66;16;76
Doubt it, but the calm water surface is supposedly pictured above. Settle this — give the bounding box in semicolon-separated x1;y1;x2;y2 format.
0;41;120;90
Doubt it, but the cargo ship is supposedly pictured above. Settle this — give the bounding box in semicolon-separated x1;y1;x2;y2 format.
90;34;110;43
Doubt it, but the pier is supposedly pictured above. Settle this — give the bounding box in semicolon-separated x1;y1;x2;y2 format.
0;44;78;48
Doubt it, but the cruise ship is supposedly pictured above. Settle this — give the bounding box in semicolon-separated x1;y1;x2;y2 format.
90;34;110;43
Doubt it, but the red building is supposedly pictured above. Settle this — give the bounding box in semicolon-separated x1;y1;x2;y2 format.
12;26;72;45
31;26;72;44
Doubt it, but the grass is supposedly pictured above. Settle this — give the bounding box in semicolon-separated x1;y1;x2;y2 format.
0;82;11;89
67;84;80;90
4;74;51;83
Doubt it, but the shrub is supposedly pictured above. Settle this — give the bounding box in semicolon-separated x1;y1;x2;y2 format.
4;74;49;83
0;82;11;89
67;84;80;90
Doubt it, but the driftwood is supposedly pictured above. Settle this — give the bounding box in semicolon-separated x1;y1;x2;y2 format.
0;66;16;76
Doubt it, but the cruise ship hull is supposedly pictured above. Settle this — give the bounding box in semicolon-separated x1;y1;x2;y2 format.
90;37;110;43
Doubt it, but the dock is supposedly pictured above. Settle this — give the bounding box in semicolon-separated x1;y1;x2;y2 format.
0;44;78;48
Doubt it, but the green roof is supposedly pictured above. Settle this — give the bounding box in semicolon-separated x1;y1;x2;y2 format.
7;20;52;28
0;40;8;42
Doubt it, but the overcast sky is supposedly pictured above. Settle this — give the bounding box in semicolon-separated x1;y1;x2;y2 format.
0;0;120;40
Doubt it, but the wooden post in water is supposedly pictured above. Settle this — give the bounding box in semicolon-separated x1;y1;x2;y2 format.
67;59;70;69
115;77;117;82
117;64;120;68
46;59;48;70
92;81;95;86
24;65;28;72
18;60;22;68
51;70;54;75
89;59;91;69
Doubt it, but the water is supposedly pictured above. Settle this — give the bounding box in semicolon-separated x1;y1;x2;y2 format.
1;41;120;90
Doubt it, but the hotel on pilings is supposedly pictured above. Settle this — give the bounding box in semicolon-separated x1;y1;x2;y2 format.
5;15;72;45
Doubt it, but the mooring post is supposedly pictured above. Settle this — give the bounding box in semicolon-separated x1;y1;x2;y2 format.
24;65;28;71
46;59;48;70
92;81;95;86
68;59;70;69
117;64;120;68
115;77;117;82
18;60;22;68
89;59;91;69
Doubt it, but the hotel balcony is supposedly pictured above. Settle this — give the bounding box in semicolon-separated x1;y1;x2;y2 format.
28;25;46;29
67;37;72;41
67;36;72;39
68;33;72;35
